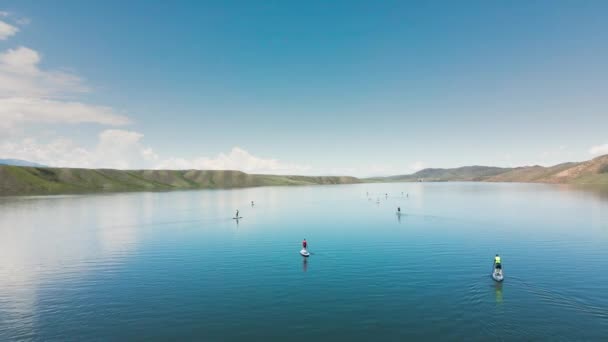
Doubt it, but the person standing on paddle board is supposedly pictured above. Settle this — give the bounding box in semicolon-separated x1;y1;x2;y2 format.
397;206;401;213
494;254;501;269
236;209;239;218
302;239;307;251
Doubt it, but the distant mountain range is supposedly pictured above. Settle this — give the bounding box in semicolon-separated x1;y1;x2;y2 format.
368;166;511;182
0;159;47;167
367;154;608;184
0;155;607;196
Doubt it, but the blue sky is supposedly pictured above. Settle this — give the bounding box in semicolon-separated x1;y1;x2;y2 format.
1;0;607;176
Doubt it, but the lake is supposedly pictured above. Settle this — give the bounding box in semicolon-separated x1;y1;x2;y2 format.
1;182;607;341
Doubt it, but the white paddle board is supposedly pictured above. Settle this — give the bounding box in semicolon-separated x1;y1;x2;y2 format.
492;269;504;282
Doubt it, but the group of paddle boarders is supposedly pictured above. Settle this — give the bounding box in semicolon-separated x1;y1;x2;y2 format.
300;238;503;281
366;192;408;201
234;202;255;220
234;201;256;219
235;199;503;280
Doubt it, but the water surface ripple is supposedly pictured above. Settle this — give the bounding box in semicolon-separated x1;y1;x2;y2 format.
1;183;607;340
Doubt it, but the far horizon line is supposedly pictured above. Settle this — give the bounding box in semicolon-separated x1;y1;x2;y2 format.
2;154;606;179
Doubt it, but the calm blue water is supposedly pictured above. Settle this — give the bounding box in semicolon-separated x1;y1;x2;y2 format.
1;183;608;341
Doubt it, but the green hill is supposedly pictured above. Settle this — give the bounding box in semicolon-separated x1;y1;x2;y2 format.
2;154;607;196
0;166;360;196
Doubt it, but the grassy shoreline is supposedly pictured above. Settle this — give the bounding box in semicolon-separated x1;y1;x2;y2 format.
1;154;607;196
0;166;361;196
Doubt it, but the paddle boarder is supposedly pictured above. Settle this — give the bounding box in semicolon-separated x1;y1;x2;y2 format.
235;209;239;218
494;254;501;269
302;239;307;251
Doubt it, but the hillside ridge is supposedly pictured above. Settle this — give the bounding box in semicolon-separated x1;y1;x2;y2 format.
1;154;607;196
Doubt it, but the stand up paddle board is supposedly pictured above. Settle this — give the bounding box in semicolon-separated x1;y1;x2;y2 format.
492;268;504;282
233;217;243;219
300;249;310;257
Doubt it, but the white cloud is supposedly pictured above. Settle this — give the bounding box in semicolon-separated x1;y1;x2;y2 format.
0;130;151;169
0;97;130;133
0;19;18;40
0;131;310;175
589;143;608;156
1;45;39;71
0;46;88;97
0;13;144;172
94;130;153;169
0;46;130;136
155;147;311;175
409;161;426;172
0;137;94;167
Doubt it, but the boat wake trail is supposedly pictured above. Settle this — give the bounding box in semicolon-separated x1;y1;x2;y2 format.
509;276;608;321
